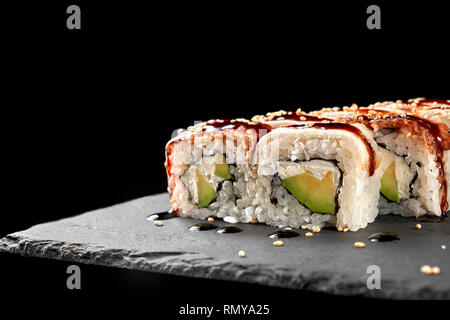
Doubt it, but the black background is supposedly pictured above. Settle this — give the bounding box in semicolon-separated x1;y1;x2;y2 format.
1;1;449;316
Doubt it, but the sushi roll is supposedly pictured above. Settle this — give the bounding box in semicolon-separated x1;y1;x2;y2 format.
252;114;382;231
308;106;450;217
165;119;270;220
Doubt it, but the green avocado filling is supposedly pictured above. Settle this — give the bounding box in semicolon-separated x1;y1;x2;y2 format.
282;171;336;214
214;155;232;179
196;169;216;207
380;162;400;202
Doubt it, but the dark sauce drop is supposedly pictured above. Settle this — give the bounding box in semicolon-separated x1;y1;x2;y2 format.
368;233;400;242
202;119;273;136
368;112;449;212
216;226;242;234
416;215;447;223
268;229;300;239
188;223;218;231
146;209;176;221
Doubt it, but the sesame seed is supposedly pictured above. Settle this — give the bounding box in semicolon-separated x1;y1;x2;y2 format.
420;265;432;275
207;217;215;223
305;232;313;237
343;227;349;232
301;225;307;230
416;224;422;230
337;226;343;232
273;240;284;247
354;241;366;248
432;266;441;275
442;245;447;250
224;216;238;224
300;116;307;121
284;227;292;231
154;221;164;227
251;115;261;122
238;250;246;258
250;218;258;224
312;226;321;233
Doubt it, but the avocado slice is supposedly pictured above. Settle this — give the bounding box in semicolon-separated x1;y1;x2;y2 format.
282;171;335;214
380;161;400;202
196;169;216;207
214;155;232;179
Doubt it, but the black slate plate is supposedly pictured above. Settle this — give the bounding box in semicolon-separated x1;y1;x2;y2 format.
0;193;449;299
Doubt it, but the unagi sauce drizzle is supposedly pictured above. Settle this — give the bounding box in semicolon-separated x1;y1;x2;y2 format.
368;232;400;242
165;110;449;211
368;112;449;212
165;119;272;179
201;119;273;136
317;108;449;213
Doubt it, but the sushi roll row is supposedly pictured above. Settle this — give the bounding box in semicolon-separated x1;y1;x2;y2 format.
165;99;449;231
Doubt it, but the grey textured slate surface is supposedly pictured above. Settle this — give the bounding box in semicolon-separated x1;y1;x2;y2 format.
1;193;449;299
